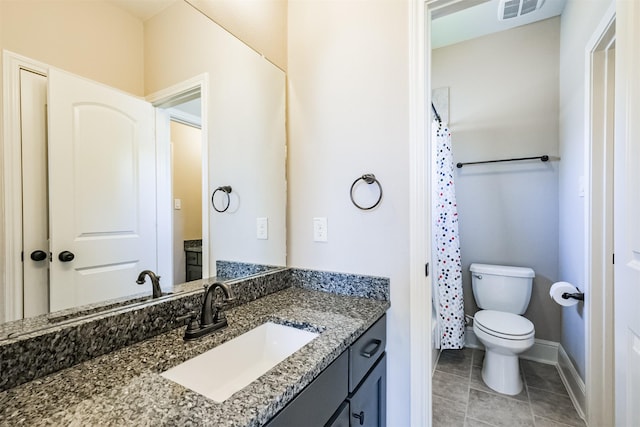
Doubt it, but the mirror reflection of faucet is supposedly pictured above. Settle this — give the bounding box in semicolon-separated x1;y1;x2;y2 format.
136;270;163;299
184;282;235;341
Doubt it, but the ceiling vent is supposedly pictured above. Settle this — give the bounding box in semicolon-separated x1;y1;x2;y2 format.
498;0;546;20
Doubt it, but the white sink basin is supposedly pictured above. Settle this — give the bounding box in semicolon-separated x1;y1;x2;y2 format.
161;322;319;402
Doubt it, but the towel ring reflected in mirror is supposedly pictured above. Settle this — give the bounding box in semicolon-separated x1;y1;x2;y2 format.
350;174;383;210
212;186;232;213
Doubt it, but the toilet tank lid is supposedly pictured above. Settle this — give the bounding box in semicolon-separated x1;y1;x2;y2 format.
469;263;535;278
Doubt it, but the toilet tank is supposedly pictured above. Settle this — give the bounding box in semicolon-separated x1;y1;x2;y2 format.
470;263;535;314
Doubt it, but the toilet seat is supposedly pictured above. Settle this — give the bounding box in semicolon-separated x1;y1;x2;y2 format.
474;310;534;340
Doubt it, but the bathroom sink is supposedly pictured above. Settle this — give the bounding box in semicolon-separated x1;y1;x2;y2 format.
161;322;319;402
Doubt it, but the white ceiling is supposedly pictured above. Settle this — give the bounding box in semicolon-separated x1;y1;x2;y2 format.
107;0;177;22
432;0;568;49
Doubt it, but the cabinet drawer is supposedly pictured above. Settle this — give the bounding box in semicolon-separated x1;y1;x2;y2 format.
186;251;199;266
349;315;386;392
186;265;202;282
266;351;349;427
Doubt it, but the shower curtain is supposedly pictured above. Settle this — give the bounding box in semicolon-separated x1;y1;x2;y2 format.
433;120;465;350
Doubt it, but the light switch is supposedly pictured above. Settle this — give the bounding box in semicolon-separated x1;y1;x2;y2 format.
174;198;182;210
313;217;328;242
256;217;268;240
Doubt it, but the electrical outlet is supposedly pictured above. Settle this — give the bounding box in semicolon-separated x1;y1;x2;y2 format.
313;217;328;242
256;217;268;240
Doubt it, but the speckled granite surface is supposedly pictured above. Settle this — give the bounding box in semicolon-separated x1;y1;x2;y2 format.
0;269;291;392
290;268;390;300
0;287;389;426
216;260;281;279
0;277;209;342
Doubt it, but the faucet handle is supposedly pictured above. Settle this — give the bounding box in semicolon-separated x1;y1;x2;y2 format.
176;311;198;325
186;316;200;332
183;314;200;334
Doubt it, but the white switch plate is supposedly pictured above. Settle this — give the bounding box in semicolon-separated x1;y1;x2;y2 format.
313;217;328;242
174;198;182;210
256;217;268;240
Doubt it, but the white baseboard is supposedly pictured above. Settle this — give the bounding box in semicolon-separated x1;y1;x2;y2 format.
464;326;559;365
557;344;586;421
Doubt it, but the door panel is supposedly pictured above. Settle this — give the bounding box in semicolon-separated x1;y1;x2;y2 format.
47;68;156;311
20;69;49;317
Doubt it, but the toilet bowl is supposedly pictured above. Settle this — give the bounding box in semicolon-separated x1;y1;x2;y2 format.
473;309;535;395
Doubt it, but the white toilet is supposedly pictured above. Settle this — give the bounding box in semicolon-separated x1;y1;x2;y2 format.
470;263;535;395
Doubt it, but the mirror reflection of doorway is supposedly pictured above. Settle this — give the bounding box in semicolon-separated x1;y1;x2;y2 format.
166;98;203;284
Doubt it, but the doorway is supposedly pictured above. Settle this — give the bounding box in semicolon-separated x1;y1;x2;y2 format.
167;102;204;284
147;75;210;287
585;9;615;426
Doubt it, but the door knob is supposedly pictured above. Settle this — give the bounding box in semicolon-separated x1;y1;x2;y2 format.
58;251;75;262
30;250;48;261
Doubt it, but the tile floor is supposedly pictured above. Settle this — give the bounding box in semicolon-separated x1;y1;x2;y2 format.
432;348;586;427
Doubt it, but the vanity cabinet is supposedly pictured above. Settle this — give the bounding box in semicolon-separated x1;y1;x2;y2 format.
185;249;202;281
266;314;386;427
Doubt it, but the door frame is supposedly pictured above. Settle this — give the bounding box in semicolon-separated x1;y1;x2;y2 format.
146;74;210;284
408;1;431;425
2;50;49;322
584;5;616;425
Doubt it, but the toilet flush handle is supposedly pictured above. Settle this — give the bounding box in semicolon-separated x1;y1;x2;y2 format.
473;274;482;279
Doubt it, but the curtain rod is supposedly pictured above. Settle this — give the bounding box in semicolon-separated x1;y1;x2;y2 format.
456;155;550;168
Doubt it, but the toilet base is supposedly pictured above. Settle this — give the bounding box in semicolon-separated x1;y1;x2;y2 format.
481;350;523;395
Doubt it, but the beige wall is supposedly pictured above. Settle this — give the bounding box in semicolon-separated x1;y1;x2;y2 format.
287;1;410;424
171;121;203;240
0;0;144;96
432;17;561;342
186;0;287;70
146;1;286;269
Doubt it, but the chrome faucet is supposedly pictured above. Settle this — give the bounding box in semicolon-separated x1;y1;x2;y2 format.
136;270;162;299
184;282;235;341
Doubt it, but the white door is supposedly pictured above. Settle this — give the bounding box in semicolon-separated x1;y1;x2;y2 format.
47;69;157;311
614;1;640;425
20;69;49;317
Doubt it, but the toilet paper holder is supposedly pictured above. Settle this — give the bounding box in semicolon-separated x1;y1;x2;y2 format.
562;292;584;301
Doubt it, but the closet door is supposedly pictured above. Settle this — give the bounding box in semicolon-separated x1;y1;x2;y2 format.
20;69;49;317
47;68;157;311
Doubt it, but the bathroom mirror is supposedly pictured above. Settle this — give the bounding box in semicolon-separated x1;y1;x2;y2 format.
0;0;286;326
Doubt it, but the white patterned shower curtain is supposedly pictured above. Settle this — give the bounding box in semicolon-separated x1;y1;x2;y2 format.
433;120;465;349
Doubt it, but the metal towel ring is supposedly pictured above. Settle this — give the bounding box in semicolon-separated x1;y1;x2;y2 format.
350;174;383;210
212;186;232;213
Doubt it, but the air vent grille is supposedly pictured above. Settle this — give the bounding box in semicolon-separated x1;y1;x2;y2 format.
499;0;545;20
521;0;539;14
502;0;521;19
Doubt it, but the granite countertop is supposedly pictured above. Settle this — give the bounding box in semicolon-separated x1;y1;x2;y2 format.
0;287;389;426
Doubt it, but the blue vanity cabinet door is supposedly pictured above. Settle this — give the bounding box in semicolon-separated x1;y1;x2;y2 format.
348;353;386;427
